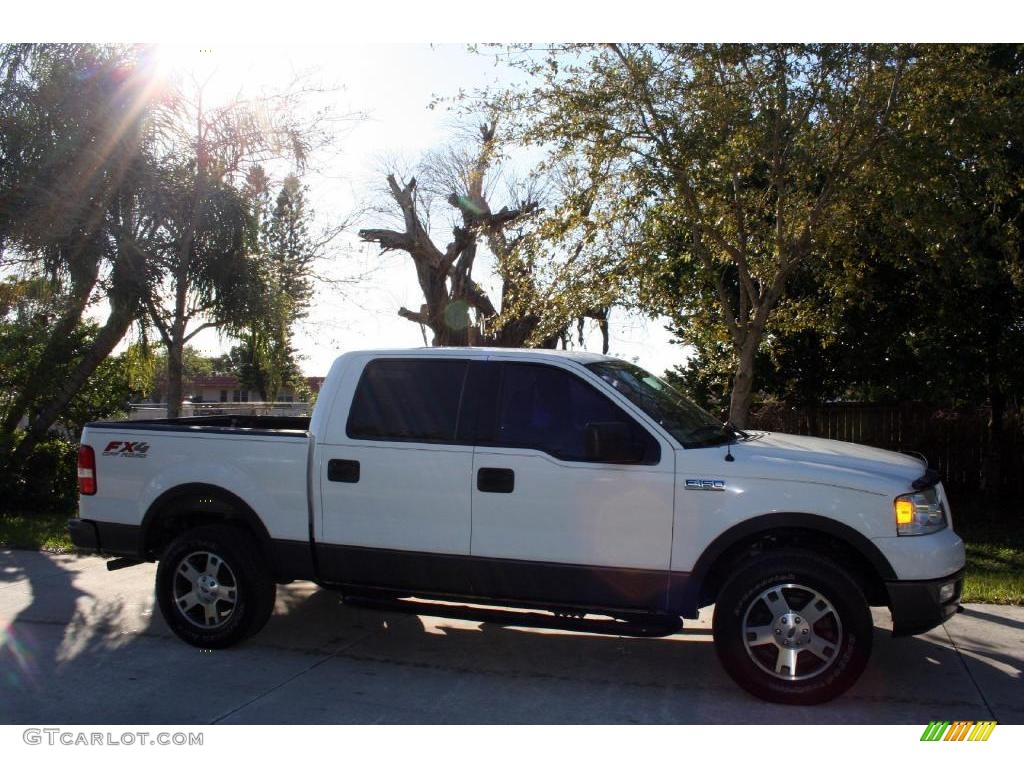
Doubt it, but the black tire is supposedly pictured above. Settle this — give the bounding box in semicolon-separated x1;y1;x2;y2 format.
156;524;277;649
712;549;873;705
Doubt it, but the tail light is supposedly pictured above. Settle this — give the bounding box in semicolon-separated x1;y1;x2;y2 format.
77;445;97;495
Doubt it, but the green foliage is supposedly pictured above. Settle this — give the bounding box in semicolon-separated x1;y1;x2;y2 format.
662;344;731;415
0;44;167;458
0;279;58;415
265;174;315;314
0;44;150;250
229;171;315;400
147;161;264;328
861;44;1024;410
120;341;158;394
228;337;306;401
670;45;1024;414
0;435;78;516
1;308;138;435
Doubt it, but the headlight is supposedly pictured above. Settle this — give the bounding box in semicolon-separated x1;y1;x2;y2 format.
894;486;947;536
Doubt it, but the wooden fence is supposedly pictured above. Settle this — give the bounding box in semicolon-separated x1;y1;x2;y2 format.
747;402;1023;501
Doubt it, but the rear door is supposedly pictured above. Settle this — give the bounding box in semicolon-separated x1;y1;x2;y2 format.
469;360;676;611
315;356;474;594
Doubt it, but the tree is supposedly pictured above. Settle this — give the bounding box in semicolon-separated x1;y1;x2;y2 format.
141;72;334;417
492;44;910;425
787;45;1024;495
359;121;617;349
237;172;316;401
227;338;304;401
142;157;260;417
1;44;164;460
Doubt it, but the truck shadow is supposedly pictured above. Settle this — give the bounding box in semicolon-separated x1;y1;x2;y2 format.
250;582;1012;724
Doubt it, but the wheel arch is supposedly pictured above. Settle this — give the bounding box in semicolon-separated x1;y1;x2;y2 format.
675;513;896;616
141;483;273;563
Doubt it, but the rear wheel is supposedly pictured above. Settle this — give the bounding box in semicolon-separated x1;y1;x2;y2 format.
156;524;276;648
712;550;873;704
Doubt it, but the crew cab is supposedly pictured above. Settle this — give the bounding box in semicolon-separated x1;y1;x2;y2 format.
70;348;966;704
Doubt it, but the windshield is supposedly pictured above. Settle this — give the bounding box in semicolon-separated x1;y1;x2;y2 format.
586;361;732;448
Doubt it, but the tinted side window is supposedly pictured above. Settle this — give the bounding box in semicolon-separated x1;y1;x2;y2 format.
346;359;469;443
493;363;659;463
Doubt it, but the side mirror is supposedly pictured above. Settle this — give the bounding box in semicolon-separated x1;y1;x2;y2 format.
584;421;645;464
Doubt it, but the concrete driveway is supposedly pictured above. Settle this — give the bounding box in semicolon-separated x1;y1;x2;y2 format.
1;549;1021;724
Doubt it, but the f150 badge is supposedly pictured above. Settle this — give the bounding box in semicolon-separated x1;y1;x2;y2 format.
685;479;725;491
102;440;150;457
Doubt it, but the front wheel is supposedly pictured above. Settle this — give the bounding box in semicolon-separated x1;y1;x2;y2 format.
712;550;873;704
156;524;276;648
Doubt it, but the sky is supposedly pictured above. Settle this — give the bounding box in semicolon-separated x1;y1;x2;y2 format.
147;43;687;379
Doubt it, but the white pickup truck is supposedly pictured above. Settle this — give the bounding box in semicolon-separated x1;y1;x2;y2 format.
70;347;965;704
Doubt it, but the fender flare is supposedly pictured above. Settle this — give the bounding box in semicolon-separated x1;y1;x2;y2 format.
674;512;897;615
140;482;272;559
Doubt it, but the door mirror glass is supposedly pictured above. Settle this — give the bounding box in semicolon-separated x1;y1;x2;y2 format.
584;421;645;464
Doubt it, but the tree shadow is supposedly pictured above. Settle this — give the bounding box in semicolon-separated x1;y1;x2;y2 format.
0;549;145;716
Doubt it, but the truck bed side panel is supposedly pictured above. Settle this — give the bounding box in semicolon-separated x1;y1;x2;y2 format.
79;428;311;543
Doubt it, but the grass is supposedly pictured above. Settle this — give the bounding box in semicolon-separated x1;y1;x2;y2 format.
1;509;1021;605
0;511;74;553
957;518;1024;605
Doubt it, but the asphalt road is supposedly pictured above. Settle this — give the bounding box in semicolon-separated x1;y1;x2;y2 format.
1;549;1021;724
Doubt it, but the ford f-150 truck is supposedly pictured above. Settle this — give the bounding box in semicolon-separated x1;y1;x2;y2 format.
70;347;965;704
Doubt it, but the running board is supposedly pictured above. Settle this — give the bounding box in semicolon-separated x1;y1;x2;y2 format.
341;595;684;637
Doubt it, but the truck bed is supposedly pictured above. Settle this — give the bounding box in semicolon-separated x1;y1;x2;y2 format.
79;416;313;546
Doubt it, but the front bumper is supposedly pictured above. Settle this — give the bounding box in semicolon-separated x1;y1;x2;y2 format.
886;568;964;636
871;526;965;581
68;518;142;558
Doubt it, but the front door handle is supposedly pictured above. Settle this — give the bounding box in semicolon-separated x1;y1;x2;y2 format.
477;467;514;493
328;459;360;483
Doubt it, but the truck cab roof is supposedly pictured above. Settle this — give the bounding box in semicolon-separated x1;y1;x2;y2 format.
336;346;617;366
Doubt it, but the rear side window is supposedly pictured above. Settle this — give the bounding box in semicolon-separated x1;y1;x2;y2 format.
490;362;659;463
346;359;469;443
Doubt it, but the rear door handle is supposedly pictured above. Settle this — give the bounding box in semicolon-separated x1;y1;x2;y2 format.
477;467;514;493
328;459;360;483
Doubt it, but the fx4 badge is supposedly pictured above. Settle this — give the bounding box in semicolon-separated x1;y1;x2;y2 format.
685;479;725;491
102;440;150;457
